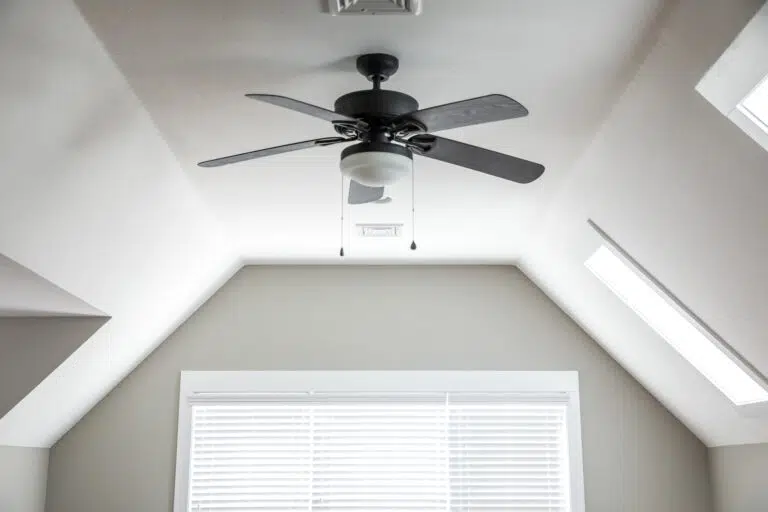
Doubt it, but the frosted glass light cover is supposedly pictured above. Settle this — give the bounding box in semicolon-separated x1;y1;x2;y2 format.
340;151;411;187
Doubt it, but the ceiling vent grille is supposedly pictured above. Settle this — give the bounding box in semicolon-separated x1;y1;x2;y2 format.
356;223;403;237
328;0;422;15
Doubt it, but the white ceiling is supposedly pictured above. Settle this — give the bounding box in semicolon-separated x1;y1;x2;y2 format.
74;0;667;260
1;0;768;447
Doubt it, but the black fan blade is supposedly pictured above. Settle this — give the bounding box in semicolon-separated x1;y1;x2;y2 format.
198;137;348;167
348;180;385;205
246;94;366;128
393;94;528;133
407;134;544;184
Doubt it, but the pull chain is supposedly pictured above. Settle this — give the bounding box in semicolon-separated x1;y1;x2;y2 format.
410;160;417;251
340;175;345;257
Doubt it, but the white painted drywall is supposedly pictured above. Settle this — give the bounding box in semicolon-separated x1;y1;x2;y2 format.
0;255;102;317
523;0;768;446
0;0;238;447
45;267;711;512
0;446;48;512
710;442;768;512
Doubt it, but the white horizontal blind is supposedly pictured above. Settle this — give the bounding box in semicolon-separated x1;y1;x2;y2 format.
188;393;570;512
312;395;448;511
190;402;312;510
448;395;569;511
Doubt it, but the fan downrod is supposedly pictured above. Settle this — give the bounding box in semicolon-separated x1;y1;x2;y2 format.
356;54;399;88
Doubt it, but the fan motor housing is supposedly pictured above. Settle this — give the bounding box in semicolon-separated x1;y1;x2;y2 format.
335;90;418;120
341;141;412;160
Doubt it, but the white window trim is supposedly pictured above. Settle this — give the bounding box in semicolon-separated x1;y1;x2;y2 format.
173;371;585;512
696;3;768;152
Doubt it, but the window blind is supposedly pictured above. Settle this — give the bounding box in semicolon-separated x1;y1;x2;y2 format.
188;393;570;511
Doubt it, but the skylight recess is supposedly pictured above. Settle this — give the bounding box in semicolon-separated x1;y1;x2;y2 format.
738;74;768;134
586;245;768;406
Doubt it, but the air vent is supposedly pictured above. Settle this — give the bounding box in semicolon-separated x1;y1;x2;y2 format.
328;0;422;16
356;223;403;237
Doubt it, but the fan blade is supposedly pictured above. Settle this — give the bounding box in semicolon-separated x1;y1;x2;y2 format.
348;180;385;205
246;94;366;128
198;137;348;167
393;94;528;133
407;134;544;184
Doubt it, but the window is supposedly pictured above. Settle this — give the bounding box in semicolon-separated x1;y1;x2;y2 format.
586;244;768;405
696;2;768;152
739;75;768;134
174;372;584;512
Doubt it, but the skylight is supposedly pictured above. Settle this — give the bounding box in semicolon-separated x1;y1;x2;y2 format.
586;245;768;405
739;75;768;134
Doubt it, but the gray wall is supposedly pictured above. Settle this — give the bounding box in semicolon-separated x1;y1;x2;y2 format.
0;446;48;512
710;443;768;512
0;317;106;419
45;267;712;512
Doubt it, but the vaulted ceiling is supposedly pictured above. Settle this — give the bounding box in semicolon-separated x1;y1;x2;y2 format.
1;0;767;448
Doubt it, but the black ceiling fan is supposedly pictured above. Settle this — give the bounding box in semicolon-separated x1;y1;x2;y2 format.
199;53;544;204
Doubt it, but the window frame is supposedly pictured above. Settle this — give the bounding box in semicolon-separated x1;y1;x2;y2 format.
696;3;768;153
737;74;768;137
173;371;585;512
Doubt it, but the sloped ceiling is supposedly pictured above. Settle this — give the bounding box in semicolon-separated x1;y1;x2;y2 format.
523;0;768;446
0;0;238;447
0;0;767;448
0;255;103;317
73;0;669;261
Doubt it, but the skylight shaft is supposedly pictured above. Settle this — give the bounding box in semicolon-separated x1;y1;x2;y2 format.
586;245;768;405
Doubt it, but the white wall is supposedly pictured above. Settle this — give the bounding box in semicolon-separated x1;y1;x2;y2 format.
45;267;712;512
0;446;48;512
710;443;768;512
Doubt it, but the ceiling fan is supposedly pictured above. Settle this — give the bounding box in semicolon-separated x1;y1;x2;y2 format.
199;53;544;205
